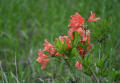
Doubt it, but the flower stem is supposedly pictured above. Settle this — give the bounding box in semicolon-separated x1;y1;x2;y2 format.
88;66;97;83
62;57;77;82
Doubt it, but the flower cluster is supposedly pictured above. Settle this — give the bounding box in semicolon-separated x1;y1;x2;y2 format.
36;11;100;70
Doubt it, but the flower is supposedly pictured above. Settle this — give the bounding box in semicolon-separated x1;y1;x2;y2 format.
77;28;87;41
57;36;72;49
85;30;93;51
77;30;93;57
55;53;65;56
87;44;93;51
85;30;90;43
36;11;98;70
68;28;74;40
68;13;84;28
36;50;50;69
87;11;100;22
68;27;89;41
78;43;93;57
75;61;83;70
57;36;65;44
78;46;86;56
43;40;56;55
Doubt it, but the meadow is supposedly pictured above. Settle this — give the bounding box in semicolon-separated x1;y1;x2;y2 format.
0;0;120;83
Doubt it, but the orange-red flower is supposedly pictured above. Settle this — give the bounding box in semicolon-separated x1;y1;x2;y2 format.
68;28;74;40
55;53;65;56
78;46;86;56
78;43;93;56
68;13;84;28
87;11;100;22
77;30;93;57
43;40;56;55
75;61;83;70
36;11;99;70
68;27;89;42
36;50;50;69
57;36;72;49
77;28;87;41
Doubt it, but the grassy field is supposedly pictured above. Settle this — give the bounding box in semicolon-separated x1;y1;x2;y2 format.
0;0;120;83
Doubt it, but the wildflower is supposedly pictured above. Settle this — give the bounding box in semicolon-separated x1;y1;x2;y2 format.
68;28;74;40
87;44;93;51
75;61;83;70
68;27;88;41
57;36;65;44
57;36;72;49
68;13;84;28
36;50;50;69
55;53;65;56
36;11;99;71
77;30;93;56
63;36;72;49
85;30;90;43
87;11;100;22
77;28;87;41
85;30;93;51
78;46;86;56
43;40;56;55
78;43;93;57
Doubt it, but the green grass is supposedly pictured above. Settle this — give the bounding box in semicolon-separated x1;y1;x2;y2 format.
0;0;120;82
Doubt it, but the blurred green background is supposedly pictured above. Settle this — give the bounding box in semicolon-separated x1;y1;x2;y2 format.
0;0;120;82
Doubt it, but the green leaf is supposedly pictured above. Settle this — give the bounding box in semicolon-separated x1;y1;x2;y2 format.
111;71;120;82
71;48;77;55
55;39;63;49
102;69;109;77
73;32;80;47
87;54;93;64
96;55;105;68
